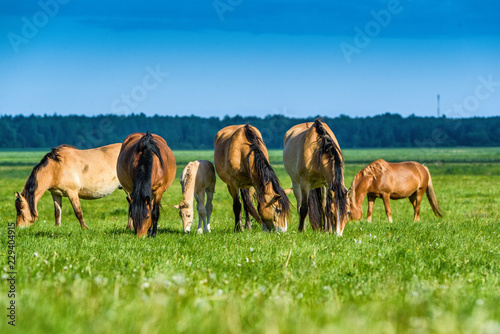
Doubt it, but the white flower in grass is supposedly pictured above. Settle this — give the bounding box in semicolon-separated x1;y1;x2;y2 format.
34;252;39;257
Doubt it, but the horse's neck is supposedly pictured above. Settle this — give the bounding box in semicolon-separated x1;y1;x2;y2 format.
24;165;52;206
353;176;369;208
181;169;197;206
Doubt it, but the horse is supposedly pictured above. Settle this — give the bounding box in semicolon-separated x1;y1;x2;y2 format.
283;119;349;236
214;124;291;232
348;159;443;222
173;160;216;234
116;132;176;238
15;143;122;229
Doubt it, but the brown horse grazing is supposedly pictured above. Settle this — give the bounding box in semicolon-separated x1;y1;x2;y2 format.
117;132;176;238
283;119;349;235
214;124;291;232
348;159;443;222
173;160;216;234
15;143;122;228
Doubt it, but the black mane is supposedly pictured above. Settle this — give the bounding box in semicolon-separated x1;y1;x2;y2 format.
129;133;163;231
312;119;348;223
20;146;68;217
243;125;290;216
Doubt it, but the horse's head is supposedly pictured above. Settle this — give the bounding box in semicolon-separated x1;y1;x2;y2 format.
173;201;193;233
258;186;291;232
347;187;362;221
15;192;37;227
128;196;152;238
346;186;363;221
326;186;351;236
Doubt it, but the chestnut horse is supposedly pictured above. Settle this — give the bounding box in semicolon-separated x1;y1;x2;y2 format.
214;124;290;232
117;132;176;238
173;160;216;234
15;143;122;228
349;159;443;222
283;119;349;235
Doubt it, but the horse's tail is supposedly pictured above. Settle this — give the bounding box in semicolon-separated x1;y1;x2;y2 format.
130;133;163;228
308;188;324;230
312;119;348;223
241;188;261;224
424;167;444;218
243;124;291;217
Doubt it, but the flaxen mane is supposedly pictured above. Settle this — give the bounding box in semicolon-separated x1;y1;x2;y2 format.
243;125;290;217
312;119;348;222
129;133;163;232
17;145;74;218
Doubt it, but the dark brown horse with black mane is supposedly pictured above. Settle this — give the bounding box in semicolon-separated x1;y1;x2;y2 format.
117;132;176;238
15;143;122;228
283;119;349;235
214;124;290;232
349;159;443;222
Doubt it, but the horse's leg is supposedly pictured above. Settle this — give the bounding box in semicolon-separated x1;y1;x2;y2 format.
205;189;214;233
292;181;302;214
67;191;89;229
228;185;243;232
150;201;160;237
195;192;207;234
367;194;376;223
126;194;133;230
409;192;418;221
413;188;426;221
381;193;392;223
298;184;309;232
51;193;63;227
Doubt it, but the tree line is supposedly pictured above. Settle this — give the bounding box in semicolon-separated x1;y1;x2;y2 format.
0;113;498;149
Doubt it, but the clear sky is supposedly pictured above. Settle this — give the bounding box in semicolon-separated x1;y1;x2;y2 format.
1;0;499;118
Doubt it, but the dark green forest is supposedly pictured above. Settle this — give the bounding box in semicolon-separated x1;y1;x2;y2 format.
0;113;498;150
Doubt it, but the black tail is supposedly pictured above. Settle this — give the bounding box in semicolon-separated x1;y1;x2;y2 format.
308;188;324;230
243;125;291;217
313;119;348;223
129;133;163;231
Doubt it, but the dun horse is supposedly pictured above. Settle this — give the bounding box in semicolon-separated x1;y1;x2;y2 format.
349;159;443;222
117;132;176;238
173;160;216;234
283;119;349;235
15;143;122;228
214;124;290;232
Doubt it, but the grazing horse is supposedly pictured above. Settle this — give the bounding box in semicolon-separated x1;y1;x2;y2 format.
116;132;176;238
173;160;216;234
283;119;349;235
349;159;443;222
214;124;290;232
15;143;122;228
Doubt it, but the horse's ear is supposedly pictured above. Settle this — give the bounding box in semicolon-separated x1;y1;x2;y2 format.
15;192;20;200
284;188;293;195
347;188;353;198
172;204;180;210
268;195;281;207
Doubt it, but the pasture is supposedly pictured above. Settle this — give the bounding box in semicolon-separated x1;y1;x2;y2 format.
1;148;499;333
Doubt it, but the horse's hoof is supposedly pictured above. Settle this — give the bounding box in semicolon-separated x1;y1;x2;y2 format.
196;228;203;234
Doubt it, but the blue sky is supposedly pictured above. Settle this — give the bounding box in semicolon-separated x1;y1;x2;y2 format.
1;0;499;118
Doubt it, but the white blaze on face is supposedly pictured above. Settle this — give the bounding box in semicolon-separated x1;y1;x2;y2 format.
275;218;287;232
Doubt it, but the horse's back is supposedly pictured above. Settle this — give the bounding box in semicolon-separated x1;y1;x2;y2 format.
51;143;121;199
117;133;176;194
370;160;429;198
214;125;259;186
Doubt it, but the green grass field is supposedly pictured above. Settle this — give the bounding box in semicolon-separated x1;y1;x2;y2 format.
1;148;499;333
